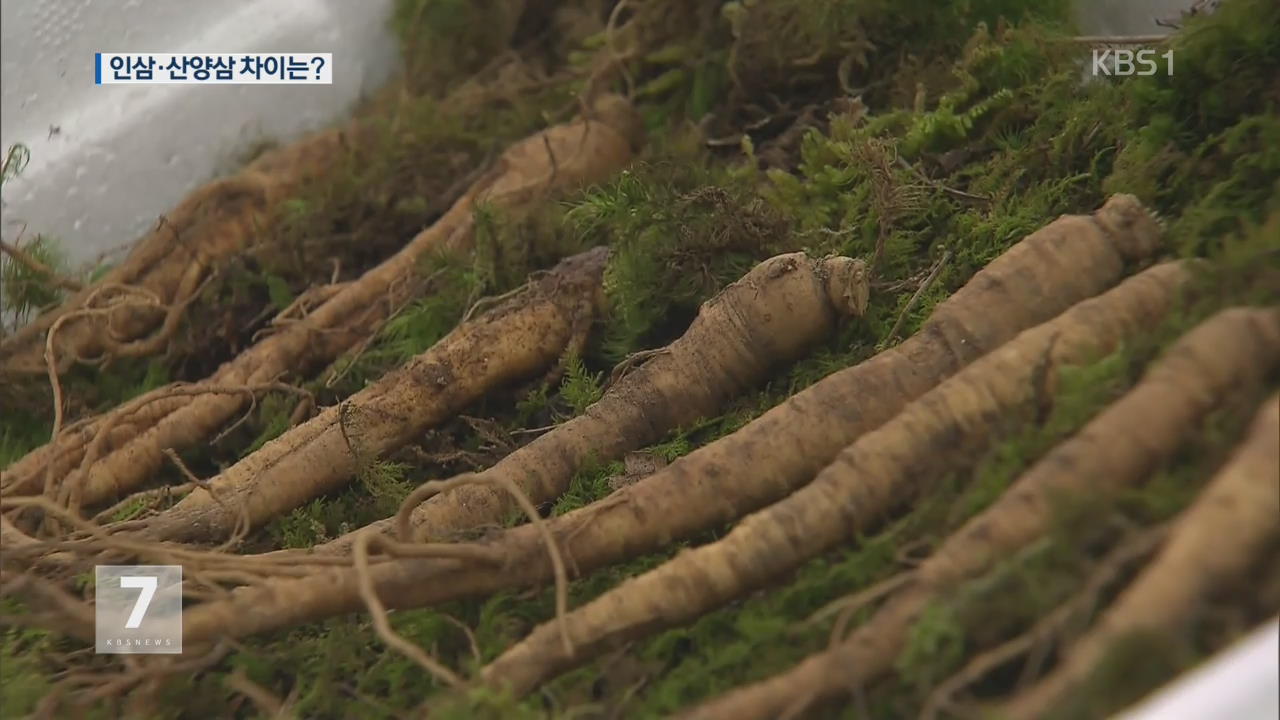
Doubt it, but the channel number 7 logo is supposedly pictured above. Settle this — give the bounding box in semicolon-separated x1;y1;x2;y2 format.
120;575;158;628
95;565;183;654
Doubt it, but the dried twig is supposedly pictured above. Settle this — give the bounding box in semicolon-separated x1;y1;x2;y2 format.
352;531;468;689
884;250;952;344
395;471;575;656
895;156;991;204
801;571;916;648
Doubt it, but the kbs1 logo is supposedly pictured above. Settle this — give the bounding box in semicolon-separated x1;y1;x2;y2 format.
1091;48;1174;77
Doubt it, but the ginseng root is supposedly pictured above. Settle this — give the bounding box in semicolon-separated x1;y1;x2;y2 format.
1;95;640;514
998;389;1280;720
320;250;870;553
0;124;359;378
177;195;1164;646
677;306;1280;720
481;261;1197;700
129;247;612;544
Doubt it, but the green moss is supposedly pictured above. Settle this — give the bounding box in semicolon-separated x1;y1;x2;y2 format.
725;0;1071;103
0;414;47;471
512;384;552;428
270;499;334;549
1103;0;1280;253
569;149;789;361
549;457;618;518
106;494;152;523
0;599;53;718
264;460;417;548
1039;630;1197;720
548;423;703;518
80;358;170;411
0;233;70;324
10;356;174;447
391;0;526;96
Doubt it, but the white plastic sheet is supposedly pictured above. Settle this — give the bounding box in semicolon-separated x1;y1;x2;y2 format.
0;0;396;269
1114;618;1279;720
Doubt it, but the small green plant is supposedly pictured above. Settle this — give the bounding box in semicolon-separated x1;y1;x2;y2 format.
1;142;30;188
512;384;551;428
358;460;414;515
1;144;73;324
558;354;603;416
271;499;334;548
1;235;69;324
550;456;619;516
